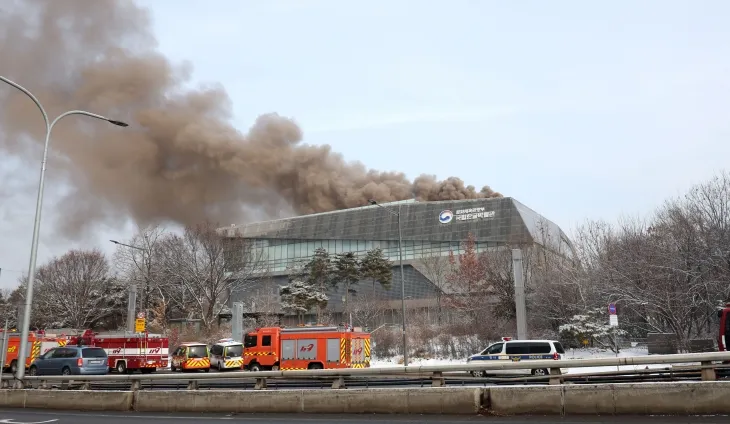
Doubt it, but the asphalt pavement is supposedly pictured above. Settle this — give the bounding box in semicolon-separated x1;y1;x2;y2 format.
0;409;728;424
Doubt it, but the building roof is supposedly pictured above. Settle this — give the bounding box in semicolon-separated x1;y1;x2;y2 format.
219;197;574;256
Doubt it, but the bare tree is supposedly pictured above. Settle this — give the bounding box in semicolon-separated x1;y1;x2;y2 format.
417;255;450;323
159;221;268;330
112;225;168;322
19;249;124;329
350;289;388;329
246;280;282;328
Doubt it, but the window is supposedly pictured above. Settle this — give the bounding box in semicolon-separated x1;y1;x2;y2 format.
244;335;257;348
82;348;107;358
41;349;56;360
529;343;551;354
483;343;503;355
225;345;243;357
52;348;74;359
553;342;566;355
211;345;223;356
505;342;530;355
187;345;208;358
262;335;272;347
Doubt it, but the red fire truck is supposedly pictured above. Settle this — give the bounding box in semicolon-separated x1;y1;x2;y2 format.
67;330;169;373
241;325;371;371
718;303;730;352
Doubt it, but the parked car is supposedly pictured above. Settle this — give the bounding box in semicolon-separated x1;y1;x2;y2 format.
467;338;566;377
28;346;109;376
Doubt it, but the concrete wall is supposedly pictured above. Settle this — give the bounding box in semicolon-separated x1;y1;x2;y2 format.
2;382;730;415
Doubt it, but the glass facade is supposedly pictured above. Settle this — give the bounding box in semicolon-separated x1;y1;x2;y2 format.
250;238;503;273
223;197;575;313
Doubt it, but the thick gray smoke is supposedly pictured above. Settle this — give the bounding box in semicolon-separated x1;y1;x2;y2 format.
0;0;501;237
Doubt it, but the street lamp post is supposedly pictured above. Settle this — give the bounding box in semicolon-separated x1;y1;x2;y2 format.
1;75;128;382
110;240;150;327
368;199;408;366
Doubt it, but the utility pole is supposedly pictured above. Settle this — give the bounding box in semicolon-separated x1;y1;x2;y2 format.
512;249;527;340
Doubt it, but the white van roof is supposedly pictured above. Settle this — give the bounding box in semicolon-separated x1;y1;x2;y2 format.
214;340;243;346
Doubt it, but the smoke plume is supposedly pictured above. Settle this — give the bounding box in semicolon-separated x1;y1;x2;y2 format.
0;0;501;236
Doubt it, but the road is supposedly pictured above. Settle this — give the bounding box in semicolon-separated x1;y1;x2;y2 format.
0;409;727;424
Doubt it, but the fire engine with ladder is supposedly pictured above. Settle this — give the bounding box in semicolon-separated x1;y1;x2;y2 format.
67;329;169;373
242;325;371;371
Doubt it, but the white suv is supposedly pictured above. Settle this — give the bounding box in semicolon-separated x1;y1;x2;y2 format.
467;339;565;376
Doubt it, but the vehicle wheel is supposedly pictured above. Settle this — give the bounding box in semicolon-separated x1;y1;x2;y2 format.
170;364;176;372
28;366;38;376
531;368;549;376
308;363;323;370
140;368;153;374
218;361;223;370
271;365;280;371
204;368;210;373
62;367;71;376
249;363;261;372
116;361;127;374
9;360;17;375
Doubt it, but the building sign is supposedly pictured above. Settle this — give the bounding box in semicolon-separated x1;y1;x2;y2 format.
439;207;495;223
438;210;454;224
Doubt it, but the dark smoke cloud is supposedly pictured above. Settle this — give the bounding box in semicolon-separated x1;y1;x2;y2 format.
0;0;501;237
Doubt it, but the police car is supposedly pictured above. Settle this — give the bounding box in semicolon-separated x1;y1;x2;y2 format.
467;337;566;377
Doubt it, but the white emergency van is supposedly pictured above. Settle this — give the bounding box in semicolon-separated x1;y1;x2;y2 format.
209;338;244;370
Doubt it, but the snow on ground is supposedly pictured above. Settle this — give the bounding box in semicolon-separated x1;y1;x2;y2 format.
372;347;696;375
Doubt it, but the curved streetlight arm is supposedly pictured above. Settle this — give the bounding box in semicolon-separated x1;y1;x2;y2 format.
0;75;50;131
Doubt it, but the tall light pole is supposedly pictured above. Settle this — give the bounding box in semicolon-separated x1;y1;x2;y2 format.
1;75;128;382
368;199;408;366
110;240;150;328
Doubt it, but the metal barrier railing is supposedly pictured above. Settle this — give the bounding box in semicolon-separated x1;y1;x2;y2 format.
10;351;730;390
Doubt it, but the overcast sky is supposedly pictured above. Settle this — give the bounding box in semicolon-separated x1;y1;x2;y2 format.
2;0;729;288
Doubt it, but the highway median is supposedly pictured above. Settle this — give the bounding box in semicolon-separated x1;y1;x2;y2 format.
1;382;730;415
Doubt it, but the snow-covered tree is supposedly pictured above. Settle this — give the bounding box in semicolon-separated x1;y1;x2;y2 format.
279;279;328;324
303;247;333;321
559;308;627;353
18;249;125;329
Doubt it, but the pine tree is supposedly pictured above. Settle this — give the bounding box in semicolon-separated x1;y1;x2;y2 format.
360;248;393;294
303;247;333;322
332;252;361;316
279;280;328;324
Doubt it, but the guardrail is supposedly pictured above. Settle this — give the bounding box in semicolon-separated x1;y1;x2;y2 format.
11;351;730;390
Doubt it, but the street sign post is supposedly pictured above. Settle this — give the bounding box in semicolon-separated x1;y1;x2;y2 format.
609;315;619;326
135;318;146;333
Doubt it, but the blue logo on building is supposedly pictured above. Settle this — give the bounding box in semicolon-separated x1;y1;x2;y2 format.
439;210;454;224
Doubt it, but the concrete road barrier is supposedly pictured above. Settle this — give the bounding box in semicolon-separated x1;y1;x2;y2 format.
134;388;483;414
487;381;730;416
0;389;132;411
2;382;730;415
